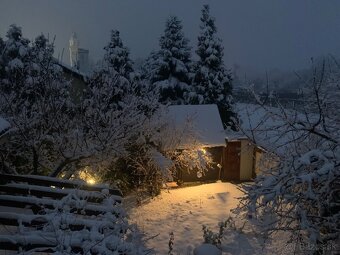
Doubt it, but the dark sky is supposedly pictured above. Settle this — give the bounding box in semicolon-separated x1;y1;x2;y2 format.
1;0;340;74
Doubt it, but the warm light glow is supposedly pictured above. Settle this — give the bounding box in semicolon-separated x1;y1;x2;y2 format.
87;178;96;185
78;166;97;185
201;148;206;154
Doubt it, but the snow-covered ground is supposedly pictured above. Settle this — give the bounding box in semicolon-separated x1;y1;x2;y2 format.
126;182;290;255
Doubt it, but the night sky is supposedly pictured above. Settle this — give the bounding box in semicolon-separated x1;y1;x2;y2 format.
1;0;340;74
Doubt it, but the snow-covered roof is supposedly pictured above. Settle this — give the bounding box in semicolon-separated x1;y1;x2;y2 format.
0;117;10;137
228;103;284;140
167;104;226;148
228;103;308;155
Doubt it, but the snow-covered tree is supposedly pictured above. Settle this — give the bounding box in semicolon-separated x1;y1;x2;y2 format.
0;24;30;96
88;30;135;109
0;25;73;175
104;30;134;80
143;16;192;104
238;58;340;251
49;71;162;179
193;5;235;128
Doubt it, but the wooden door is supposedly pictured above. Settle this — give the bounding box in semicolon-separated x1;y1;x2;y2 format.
223;141;241;181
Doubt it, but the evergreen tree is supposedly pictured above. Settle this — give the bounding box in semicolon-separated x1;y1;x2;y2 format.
193;5;236;128
143;16;192;104
103;30;134;80
0;25;30;96
88;29;136;108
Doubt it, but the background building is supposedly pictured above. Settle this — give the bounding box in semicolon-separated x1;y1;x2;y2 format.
69;32;89;73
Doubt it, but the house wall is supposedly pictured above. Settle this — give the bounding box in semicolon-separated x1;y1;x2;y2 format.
62;72;87;103
239;140;254;181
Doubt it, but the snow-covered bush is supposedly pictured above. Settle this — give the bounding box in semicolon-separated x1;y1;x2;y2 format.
202;217;236;248
237;58;340;252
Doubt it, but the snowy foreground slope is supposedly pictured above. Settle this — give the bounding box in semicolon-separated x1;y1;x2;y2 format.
126;183;289;255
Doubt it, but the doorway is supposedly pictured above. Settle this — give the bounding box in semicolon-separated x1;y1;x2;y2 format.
223;141;241;181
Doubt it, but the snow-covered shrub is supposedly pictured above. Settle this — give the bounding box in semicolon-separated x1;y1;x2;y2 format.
237;58;340;252
169;148;214;180
101;141;166;197
202;217;236;248
193;217;241;255
168;231;175;255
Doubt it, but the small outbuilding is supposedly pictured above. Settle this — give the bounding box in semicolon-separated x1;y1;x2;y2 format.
223;103;282;181
166;103;278;183
167;104;226;182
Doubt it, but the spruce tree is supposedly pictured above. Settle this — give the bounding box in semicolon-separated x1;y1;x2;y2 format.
88;30;134;108
143;16;192;104
193;5;236;128
103;30;134;80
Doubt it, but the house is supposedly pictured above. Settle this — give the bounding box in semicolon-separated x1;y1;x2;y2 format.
166;104;272;182
56;61;87;103
166;104;226;182
165;103;281;182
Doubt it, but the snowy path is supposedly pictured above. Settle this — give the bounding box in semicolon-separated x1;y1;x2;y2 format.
126;182;244;254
